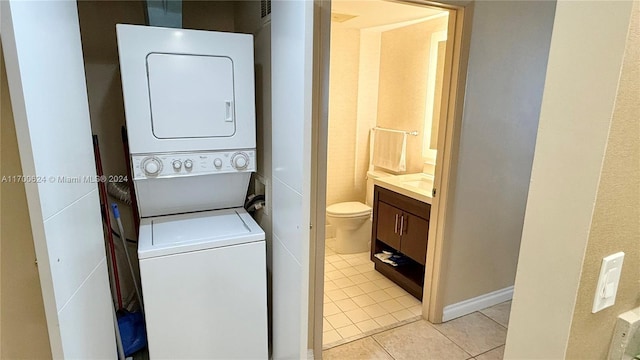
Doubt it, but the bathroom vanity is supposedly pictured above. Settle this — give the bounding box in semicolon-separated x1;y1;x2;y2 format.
371;183;431;300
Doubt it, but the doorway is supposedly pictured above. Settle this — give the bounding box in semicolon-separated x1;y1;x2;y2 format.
312;0;469;351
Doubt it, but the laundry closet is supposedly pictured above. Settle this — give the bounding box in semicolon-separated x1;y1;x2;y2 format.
79;2;274;358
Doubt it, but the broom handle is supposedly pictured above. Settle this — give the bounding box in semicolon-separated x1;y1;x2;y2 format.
112;203;144;314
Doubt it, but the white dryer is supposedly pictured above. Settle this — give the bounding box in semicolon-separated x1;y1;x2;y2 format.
117;24;256;154
117;24;257;217
117;24;267;359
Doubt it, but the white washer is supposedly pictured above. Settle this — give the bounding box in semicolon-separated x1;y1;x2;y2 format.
138;209;267;359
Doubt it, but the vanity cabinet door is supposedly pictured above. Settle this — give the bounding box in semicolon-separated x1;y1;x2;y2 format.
376;201;402;250
399;213;429;265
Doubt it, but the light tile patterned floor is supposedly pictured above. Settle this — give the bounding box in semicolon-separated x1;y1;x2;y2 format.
323;300;512;360
323;238;422;348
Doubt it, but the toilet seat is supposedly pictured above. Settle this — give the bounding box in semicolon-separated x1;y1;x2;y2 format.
327;202;371;218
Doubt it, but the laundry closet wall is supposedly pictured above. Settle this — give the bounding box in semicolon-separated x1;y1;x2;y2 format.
0;42;52;360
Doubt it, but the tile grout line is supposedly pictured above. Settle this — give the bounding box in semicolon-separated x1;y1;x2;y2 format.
477;309;508;330
429;310;508;358
322;249;423;349
323;246;510;358
370;332;398;360
323;317;422;351
427;316;474;359
472;343;505;359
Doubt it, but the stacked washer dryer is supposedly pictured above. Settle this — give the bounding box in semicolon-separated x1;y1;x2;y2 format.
116;24;267;359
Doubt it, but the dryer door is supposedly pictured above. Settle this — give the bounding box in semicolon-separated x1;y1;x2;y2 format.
147;53;236;139
117;25;256;154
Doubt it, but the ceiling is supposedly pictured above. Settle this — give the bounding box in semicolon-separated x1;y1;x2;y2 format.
331;0;446;29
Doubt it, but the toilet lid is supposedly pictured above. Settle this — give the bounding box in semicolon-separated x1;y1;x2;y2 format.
327;202;371;217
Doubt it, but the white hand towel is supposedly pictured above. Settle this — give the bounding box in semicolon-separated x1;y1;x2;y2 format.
372;128;407;172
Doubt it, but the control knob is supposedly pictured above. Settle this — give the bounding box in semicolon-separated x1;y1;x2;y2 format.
231;152;249;170
184;159;193;170
142;157;162;176
214;158;223;169
172;160;182;170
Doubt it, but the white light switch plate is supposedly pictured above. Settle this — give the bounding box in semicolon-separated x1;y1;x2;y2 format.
592;252;625;313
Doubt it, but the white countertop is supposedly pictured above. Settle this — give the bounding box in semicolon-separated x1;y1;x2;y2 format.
373;173;434;204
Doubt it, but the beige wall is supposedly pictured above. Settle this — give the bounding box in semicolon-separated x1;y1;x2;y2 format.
0;43;52;359
504;1;635;358
377;17;447;174
183;1;235;31
326;27;362;206
353;30;382;196
327;17;447;207
439;0;556;307
566;3;639;357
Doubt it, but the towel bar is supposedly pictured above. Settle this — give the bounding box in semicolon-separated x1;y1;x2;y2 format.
373;127;419;136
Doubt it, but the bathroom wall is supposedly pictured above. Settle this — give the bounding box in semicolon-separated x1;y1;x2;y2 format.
0;42;52;360
326;27;362;206
439;0;555;308
326;16;447;208
353;31;382;196
377;16;448;174
504;1;634;358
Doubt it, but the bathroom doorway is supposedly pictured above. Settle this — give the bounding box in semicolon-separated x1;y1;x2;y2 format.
313;0;467;350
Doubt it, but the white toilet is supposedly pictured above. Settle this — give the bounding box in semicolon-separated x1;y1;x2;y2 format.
327;170;393;254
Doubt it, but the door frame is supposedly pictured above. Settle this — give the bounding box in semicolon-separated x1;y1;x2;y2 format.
421;0;473;324
310;0;473;353
309;0;331;356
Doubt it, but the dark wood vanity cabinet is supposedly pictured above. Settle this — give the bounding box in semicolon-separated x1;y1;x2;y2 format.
399;213;429;265
375;202;402;250
371;185;431;299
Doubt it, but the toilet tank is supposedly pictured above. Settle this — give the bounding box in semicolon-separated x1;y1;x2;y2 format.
366;170;393;206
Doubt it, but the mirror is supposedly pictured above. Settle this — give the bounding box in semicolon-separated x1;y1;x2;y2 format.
423;31;447;158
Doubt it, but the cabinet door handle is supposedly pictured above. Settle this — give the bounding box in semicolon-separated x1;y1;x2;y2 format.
400;215;405;236
394;214;399;234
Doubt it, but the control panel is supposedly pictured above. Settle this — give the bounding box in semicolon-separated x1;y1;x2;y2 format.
132;150;256;180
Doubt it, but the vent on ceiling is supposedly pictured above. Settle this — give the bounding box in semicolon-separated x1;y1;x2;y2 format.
331;12;358;23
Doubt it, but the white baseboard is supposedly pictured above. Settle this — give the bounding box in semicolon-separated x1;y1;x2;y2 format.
442;286;514;322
